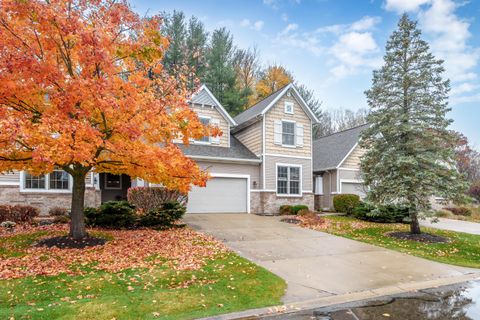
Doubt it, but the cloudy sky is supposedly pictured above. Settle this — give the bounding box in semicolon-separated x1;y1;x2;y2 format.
131;0;480;149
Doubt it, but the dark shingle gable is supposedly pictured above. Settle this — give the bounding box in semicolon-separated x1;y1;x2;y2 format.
312;124;369;172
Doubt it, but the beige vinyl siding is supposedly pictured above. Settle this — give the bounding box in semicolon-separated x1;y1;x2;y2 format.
190;103;230;147
264;95;312;157
233;120;262;156
195;161;261;190
340;145;365;169
263;155;312;191
0;171;20;185
338;169;362;181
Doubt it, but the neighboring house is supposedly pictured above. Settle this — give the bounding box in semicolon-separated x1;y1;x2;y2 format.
0;83;319;215
312;124;369;210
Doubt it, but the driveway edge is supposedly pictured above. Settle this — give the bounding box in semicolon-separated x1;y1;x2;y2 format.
199;273;480;320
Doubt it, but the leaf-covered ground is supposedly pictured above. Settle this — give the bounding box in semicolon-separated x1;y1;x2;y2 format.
299;215;480;269
0;225;286;319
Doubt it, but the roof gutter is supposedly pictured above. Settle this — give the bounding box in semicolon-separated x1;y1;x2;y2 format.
188;155;262;165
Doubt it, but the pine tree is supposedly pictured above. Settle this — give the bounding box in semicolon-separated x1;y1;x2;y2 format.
162;11;187;75
203;28;245;115
186;16;208;88
361;14;467;234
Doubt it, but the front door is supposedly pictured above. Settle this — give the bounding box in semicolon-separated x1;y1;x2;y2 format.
99;173;131;203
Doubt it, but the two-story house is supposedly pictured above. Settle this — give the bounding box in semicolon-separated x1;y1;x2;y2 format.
0;83;319;215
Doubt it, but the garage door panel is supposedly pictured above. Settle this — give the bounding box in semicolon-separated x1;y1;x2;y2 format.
187;177;248;213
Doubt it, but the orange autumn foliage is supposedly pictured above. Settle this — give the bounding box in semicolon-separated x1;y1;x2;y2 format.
0;0;219;192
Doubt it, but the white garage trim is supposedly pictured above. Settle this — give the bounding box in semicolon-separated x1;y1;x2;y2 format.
209;173;251;213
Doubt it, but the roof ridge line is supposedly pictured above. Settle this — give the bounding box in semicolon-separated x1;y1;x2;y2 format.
313;123;369;141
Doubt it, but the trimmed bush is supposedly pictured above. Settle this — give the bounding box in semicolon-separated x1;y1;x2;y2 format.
85;201;136;229
333;194;361;214
0;205;39;223
139;201;186;229
53;215;70;224
291;205;309;214
127;187;187;213
445;207;472;217
353;202;409;223
49;207;69;217
279;205;293;215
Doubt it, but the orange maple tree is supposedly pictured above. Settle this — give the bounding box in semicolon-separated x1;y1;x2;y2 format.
0;0;218;239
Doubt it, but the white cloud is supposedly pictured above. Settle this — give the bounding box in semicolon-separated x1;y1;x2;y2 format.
281;13;289;22
253;20;265;31
384;0;431;13
281;23;299;34
240;19;265;31
273;16;382;76
350;16;382;31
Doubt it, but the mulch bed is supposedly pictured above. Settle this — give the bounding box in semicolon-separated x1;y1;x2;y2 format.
280;217;301;224
35;236;107;249
387;231;449;243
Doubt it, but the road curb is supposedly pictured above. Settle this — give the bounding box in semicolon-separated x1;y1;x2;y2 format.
198;272;480;320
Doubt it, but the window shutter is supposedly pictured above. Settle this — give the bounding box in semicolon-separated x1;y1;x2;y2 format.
211;118;220;144
296;123;304;147
274;120;282;145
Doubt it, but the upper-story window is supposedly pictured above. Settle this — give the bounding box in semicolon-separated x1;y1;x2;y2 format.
195;116;211;143
22;169;71;192
274;120;304;148
284;102;294;114
282;121;295;146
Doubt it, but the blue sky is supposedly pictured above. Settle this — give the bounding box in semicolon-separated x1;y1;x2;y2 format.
131;0;480;149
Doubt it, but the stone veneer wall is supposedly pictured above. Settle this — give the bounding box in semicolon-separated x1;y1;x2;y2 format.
250;191;314;214
0;186;101;216
315;194;334;211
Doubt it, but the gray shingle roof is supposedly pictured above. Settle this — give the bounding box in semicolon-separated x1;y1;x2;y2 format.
233;84;290;125
178;135;260;161
312;124;369;172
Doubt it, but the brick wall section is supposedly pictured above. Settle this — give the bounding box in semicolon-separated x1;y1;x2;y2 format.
0;186;101;216
251;192;314;214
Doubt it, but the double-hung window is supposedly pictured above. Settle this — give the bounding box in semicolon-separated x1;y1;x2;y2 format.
195;116;211;143
277;165;301;195
282;121;295;146
22;169;71;192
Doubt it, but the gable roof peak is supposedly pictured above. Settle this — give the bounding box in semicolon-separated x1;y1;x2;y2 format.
190;84;236;126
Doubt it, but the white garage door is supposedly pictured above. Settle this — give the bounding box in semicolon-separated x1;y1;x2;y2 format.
187;177;248;213
342;182;367;199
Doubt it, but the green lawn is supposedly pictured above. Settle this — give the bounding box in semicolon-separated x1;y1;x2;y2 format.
0;230;286;320
309;216;480;269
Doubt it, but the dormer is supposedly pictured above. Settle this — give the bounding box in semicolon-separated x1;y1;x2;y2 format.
189;85;237;148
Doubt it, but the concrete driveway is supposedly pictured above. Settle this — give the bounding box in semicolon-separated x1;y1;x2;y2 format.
421;217;480;235
184;214;478;303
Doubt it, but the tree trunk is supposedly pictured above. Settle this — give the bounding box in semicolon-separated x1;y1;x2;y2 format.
409;208;421;235
70;172;88;239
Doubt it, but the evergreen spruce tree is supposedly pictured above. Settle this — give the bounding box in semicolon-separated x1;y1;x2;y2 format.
203;28;245;115
361;14;467;234
186;16;208;88
162;11;187;74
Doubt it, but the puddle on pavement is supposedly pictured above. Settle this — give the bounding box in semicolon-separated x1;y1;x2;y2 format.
259;281;480;320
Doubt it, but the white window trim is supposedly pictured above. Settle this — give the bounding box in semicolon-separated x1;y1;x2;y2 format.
194;115;212;145
104;173;123;190
281;119;296;148
275;163;302;197
284;101;294;114
20;171;72;193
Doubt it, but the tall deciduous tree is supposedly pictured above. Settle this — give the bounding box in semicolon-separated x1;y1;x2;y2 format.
233;47;259;108
360;14;466;234
255;65;292;101
0;0;214;239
